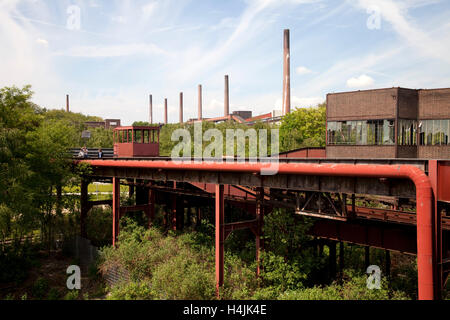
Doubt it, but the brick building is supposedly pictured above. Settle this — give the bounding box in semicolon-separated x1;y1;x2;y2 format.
326;87;450;159
85;119;121;130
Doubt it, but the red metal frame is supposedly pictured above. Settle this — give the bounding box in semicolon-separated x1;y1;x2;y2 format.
215;185;225;298
113;126;160;158
87;159;437;299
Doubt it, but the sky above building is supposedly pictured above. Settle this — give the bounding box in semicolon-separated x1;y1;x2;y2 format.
0;0;449;125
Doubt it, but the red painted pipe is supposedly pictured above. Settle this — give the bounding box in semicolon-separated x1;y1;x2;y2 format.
82;160;435;300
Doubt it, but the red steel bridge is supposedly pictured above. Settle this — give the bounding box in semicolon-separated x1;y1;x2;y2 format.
74;128;450;301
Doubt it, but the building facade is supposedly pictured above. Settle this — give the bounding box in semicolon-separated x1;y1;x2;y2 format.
326;87;450;159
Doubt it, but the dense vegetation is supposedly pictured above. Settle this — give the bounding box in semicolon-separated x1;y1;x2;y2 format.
0;86;113;287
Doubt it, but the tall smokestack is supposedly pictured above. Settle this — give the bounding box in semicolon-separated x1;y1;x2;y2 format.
66;94;69;112
198;85;203;121
164;98;168;124
224;75;229;117
283;29;291;115
179;92;183;124
149;95;153;124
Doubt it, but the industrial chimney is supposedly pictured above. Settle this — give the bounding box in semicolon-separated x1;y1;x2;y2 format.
66;94;70;113
179;92;184;124
224;75;230;118
283;29;291;115
164;98;168;124
198;85;203;121
149;94;153;124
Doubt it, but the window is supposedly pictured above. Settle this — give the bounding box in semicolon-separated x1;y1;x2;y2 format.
327;119;395;146
419;119;450;146
398;120;417;146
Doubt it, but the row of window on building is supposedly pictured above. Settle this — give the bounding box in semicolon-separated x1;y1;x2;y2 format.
114;129;159;144
327;119;450;146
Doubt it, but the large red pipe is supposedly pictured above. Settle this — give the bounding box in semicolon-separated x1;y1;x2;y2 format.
82;160;435;300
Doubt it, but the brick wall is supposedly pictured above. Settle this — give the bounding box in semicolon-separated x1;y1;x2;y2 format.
398;88;418;119
397;146;417;158
418;88;450;120
327;88;397;121
418;146;450;159
326;145;396;159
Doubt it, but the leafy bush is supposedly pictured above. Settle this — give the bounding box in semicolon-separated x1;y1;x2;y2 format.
107;281;155;300
99;220;258;300
31;277;49;299
47;288;60;300
278;271;409;300
64;290;80;300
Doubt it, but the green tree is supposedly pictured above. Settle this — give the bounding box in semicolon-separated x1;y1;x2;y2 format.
280;103;326;152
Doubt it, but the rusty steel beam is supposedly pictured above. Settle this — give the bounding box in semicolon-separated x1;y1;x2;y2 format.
83;160;435;299
224;219;258;240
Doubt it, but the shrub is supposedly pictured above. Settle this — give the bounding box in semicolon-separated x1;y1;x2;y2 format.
64;290;80;300
107;282;155;300
47;288;60;300
31;277;49;299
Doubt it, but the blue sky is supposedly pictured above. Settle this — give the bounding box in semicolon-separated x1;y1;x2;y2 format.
0;0;449;125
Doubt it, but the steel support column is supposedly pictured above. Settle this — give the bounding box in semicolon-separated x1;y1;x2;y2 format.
215;185;225;298
339;242;344;275
112;177;120;247
365;246;370;269
428;160;442;299
148;187;155;228
256;187;264;277
329;241;336;279
80;179;89;238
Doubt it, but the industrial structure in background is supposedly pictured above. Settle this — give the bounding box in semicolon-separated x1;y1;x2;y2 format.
71;29;449;300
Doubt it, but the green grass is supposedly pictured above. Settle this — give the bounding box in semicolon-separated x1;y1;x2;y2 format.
63;184;128;194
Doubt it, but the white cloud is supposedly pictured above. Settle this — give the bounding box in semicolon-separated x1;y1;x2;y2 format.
354;0;450;64
275;95;324;109
111;16;127;24
346;74;375;88
36;38;48;46
142;2;158;19
296;66;313;75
